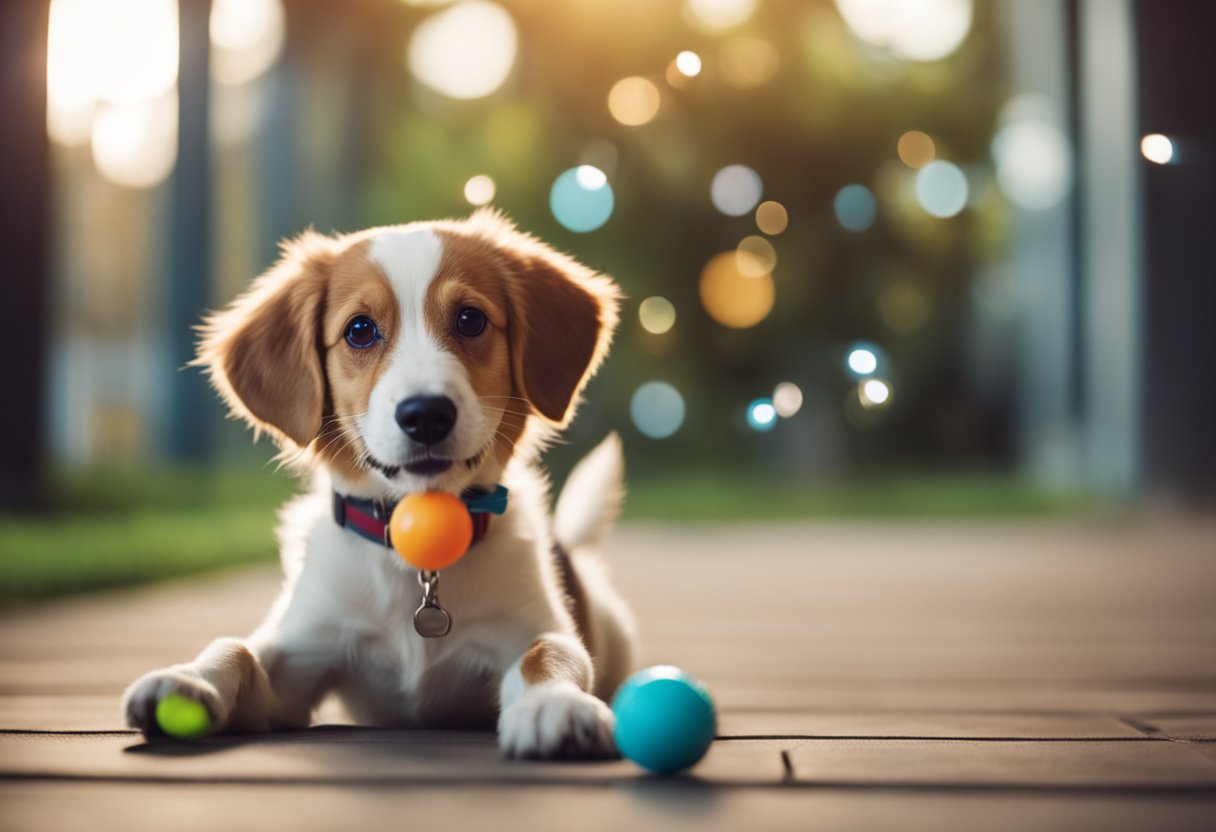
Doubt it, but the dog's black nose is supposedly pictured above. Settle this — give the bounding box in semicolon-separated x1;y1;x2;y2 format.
395;395;457;445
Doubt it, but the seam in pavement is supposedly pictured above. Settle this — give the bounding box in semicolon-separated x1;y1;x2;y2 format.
716;735;1164;742
0;729;1172;742
3;772;1216;794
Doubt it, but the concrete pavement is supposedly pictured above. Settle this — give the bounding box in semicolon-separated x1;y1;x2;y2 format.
3;518;1216;829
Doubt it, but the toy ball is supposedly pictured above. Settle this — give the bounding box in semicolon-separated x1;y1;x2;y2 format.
155;693;212;740
390;492;473;571
611;665;717;774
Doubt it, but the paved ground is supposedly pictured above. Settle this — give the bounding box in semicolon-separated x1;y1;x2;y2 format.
2;517;1216;830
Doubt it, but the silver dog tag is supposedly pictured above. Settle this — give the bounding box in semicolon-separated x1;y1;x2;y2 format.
414;571;452;638
414;603;452;638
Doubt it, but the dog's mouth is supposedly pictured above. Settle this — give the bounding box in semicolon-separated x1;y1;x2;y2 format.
364;445;490;480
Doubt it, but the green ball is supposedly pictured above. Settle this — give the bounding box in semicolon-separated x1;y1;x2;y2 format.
155;693;212;740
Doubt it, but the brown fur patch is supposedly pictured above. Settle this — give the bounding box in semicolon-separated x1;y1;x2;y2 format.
196;231;334;447
519;638;592;690
425;237;523;469
312;240;401;479
432;217;620;429
553;544;593;649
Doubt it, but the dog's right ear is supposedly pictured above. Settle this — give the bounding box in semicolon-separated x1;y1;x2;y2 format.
194;231;334;449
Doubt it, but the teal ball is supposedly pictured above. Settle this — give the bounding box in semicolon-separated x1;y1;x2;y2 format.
611;665;716;774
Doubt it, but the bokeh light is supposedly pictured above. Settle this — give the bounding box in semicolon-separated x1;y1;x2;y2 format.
463;174;496;206
897;130;936;168
1140;133;1174;165
747;398;778;432
755;201;788;235
834;184;877;232
608;77;661;127
675;51;703;77
700;252;775;329
718;37;779;88
992;106;1072;211
639;296;677;335
91;94;178;189
550;166;614;233
47;0;178;146
711;165;763;216
576;164;607;189
915;160;968;218
859;378;892;408
846;344;879;377
631;382;686;439
736;236;777;277
210;0;285;85
772;382;803;418
47;0;102;145
835;0;972;62
407;1;517;100
96;0;179;105
685;0;757;31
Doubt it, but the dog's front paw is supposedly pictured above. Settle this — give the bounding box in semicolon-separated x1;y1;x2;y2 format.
122;669;226;738
498;682;618;760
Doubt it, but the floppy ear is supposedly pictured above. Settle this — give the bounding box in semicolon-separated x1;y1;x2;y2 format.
195;232;333;448
503;242;621;425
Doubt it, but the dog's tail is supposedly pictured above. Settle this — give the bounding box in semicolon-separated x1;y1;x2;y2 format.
554;432;624;552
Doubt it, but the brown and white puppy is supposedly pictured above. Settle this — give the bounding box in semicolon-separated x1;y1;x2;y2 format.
122;210;634;758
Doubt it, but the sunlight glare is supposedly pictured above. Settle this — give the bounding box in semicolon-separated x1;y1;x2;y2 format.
835;0;972;61
407;1;517;100
210;0;285;85
47;0;179;145
91;93;178;189
685;0;757;31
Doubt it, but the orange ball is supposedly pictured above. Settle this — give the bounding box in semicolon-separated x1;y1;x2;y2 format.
389;492;473;571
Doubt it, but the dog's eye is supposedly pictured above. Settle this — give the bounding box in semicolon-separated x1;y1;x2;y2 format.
455;307;487;338
345;316;380;349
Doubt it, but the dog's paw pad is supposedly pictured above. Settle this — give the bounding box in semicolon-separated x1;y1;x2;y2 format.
499;683;617;760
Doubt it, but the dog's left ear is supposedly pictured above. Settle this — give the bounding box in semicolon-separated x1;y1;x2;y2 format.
502;242;620;426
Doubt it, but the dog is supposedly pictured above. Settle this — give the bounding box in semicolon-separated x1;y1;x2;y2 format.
122;210;634;759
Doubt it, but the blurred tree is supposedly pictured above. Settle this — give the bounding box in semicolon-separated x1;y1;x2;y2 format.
1138;0;1216;501
0;0;51;507
163;0;214;459
358;0;1007;478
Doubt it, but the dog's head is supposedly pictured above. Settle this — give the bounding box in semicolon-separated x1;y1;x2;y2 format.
197;210;620;497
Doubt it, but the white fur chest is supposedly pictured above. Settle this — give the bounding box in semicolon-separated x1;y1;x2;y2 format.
256;480;568;728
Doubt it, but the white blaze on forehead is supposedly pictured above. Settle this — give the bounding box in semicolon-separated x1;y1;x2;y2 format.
359;225;486;473
368;227;449;397
369;227;444;315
